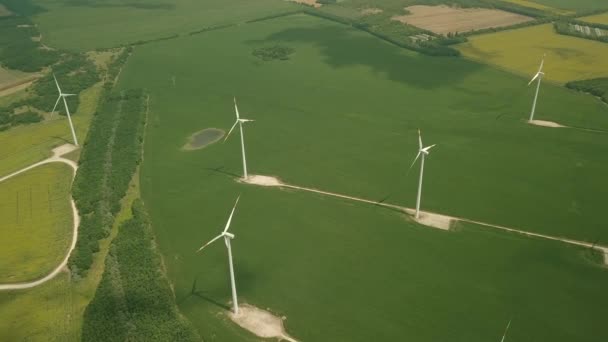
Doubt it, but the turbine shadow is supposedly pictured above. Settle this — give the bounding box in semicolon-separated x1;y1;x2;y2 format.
204;166;240;179
50;135;72;145
181;276;230;311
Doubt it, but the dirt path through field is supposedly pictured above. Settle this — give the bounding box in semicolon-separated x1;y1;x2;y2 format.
0;144;80;290
244;175;608;265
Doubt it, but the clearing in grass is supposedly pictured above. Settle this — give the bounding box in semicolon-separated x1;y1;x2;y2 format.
458;24;608;83
116;13;608;341
0;163;73;283
392;5;533;35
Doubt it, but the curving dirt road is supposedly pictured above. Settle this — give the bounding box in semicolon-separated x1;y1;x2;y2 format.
0;144;80;291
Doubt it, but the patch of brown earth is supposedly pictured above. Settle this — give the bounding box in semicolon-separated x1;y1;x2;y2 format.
229;304;298;342
361;8;383;15
287;0;321;8
392;5;532;35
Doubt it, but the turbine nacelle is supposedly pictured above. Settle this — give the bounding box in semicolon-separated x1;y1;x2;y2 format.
197;196;240;252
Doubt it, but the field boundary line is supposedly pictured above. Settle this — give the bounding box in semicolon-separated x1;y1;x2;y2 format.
0;144;80;290
247;176;608;265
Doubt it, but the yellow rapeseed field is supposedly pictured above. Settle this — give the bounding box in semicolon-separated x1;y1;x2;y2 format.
458;24;608;83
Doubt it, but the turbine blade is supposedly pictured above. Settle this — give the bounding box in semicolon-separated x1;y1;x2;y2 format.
418;129;423;150
51;96;62;114
234;97;240;120
528;72;539;86
500;319;512;342
422;144;436;153
53;73;62;94
409;151;422;172
223;196;241;233
63;93;77;97
538;55;545;73
240;118;255;123
197;233;224;252
224;120;239;142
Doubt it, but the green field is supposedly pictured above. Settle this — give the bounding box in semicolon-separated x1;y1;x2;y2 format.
115;13;608;340
582;12;608;25
0;81;101;176
520;0;608;11
0;163;73;283
458;24;608;83
31;0;297;51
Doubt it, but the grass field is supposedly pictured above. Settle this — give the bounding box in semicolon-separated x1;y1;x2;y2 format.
500;0;572;15
31;0;297;51
520;0;608;12
0;163;73;283
0;66;36;90
0;168;141;341
581;12;608;25
115;13;608;340
458;24;608;83
0;81;102;176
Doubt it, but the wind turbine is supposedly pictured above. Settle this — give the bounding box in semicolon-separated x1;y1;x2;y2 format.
500;319;512;342
527;54;545;122
197;196;241;314
51;74;79;146
409;130;436;219
225;98;254;180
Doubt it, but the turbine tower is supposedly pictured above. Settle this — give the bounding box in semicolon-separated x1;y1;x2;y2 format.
500;319;512;342
225;98;254;180
409;130;436;219
197;196;241;314
528;54;545;122
52;74;79;146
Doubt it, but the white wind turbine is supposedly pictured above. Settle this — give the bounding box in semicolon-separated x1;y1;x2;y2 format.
500;319;512;342
527;54;545;122
225;98;254;180
51;74;79;146
409;130;436;219
197;196;241;314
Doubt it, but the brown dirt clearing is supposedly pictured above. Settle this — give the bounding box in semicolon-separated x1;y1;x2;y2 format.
287;0;321;8
392;5;533;35
361;8;383;15
229;304;298;342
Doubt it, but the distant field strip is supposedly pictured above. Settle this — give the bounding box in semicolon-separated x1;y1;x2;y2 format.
458;24;608;83
393;5;533;35
0;161;74;284
581;13;608;25
500;0;572;15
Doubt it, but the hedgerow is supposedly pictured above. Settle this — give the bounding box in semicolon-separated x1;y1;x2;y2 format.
69;84;146;276
82;200;201;342
566;78;608;105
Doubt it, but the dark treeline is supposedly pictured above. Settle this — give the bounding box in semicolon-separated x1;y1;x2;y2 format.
82;200;201;342
566;78;608;105
0;109;42;131
554;20;608;43
303;9;462;56
69;49;146;275
0;16;60;72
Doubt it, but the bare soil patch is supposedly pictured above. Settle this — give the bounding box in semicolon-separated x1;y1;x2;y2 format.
361;8;383;15
182;128;224;150
229;304;298;342
392;5;533;35
242;175;283;186
287;0;321;8
528;119;566;128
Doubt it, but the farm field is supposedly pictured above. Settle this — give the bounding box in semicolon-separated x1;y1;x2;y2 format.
0;4;11;16
581;12;608;25
521;0;608;12
116;13;608;341
500;0;572;15
30;0;297;51
458;24;608;83
0;66;37;91
0;163;73;283
392;5;532;35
